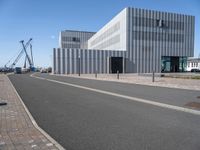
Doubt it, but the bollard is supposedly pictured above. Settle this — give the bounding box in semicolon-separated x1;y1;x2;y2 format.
152;70;155;82
78;57;80;76
117;70;119;79
95;70;97;78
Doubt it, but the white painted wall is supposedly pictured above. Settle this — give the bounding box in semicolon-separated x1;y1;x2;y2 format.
186;61;200;71
88;8;127;51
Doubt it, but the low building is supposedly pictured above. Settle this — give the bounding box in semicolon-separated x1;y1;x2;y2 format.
53;7;195;74
187;58;200;71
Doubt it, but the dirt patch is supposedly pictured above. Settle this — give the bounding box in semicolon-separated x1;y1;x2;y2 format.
185;102;200;110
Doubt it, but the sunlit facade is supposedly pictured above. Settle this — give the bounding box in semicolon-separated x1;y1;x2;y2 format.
54;7;195;74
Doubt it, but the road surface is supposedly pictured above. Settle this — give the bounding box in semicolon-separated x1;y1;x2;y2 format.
8;73;200;150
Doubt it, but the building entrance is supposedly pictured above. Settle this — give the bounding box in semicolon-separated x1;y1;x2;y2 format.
171;57;179;72
110;57;123;73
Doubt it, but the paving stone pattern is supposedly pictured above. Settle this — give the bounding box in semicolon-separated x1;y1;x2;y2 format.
0;75;59;150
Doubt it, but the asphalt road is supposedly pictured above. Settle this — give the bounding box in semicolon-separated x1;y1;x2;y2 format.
8;73;200;150
36;73;200;107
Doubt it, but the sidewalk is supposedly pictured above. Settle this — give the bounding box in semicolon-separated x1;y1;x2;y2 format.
64;73;200;91
0;75;63;150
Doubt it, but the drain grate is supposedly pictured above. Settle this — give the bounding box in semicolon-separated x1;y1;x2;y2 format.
185;102;200;110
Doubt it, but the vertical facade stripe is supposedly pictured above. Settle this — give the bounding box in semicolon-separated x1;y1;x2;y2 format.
54;8;194;74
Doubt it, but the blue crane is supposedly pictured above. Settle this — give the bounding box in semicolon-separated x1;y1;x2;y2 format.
20;39;35;71
5;38;35;71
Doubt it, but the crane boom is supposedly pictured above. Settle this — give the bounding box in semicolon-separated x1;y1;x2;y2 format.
20;40;33;68
9;38;32;68
30;44;34;66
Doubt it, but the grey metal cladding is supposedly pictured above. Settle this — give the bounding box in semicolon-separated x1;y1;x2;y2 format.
57;48;61;74
54;8;194;74
60;30;96;49
127;8;194;73
53;48;126;74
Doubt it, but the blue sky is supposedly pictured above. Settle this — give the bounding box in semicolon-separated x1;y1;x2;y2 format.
0;0;199;67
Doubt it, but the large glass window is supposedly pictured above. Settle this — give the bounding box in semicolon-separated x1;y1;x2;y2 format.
161;56;171;72
161;56;187;72
179;57;187;72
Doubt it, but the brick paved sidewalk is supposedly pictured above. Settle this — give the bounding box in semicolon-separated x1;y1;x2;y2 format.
0;75;64;150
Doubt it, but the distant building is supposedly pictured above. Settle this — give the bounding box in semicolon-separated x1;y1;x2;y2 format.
187;58;200;71
59;30;96;49
53;7;195;74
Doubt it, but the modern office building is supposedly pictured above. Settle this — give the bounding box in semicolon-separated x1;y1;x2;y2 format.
53;7;195;74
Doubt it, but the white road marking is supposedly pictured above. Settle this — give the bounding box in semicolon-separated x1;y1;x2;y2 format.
31;73;200;116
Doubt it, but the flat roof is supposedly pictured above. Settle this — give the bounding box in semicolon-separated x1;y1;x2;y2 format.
61;30;96;33
188;58;200;61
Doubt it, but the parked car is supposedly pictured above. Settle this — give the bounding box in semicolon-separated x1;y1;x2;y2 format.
47;67;52;73
40;68;48;73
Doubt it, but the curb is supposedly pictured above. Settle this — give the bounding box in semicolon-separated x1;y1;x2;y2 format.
7;75;65;150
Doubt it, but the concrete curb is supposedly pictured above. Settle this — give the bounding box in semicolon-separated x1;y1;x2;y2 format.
7;75;65;150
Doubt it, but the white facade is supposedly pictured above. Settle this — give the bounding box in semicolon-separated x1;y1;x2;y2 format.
187;58;200;71
88;8;127;51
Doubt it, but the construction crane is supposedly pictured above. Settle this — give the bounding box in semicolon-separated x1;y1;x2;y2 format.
24;43;34;69
20;40;34;71
5;38;35;71
30;44;34;66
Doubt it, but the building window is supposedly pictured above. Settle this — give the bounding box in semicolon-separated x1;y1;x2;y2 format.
156;19;164;28
72;37;77;42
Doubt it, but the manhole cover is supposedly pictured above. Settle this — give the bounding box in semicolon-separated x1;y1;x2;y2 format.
185;102;200;110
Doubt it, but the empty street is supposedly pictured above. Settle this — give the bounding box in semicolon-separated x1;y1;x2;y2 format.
8;73;200;150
